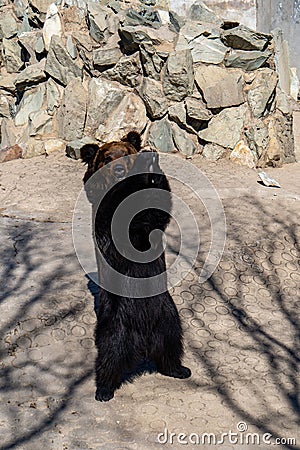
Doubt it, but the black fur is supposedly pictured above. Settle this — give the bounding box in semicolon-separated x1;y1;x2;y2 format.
82;136;191;402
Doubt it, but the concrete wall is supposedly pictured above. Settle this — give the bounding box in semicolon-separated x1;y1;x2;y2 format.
256;0;300;76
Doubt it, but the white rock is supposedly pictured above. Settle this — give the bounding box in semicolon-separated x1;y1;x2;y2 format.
43;3;62;51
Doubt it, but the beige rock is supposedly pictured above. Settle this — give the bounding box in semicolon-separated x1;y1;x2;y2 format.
0;144;22;163
95;92;147;143
44;139;65;154
229;140;255;168
22;138;45;158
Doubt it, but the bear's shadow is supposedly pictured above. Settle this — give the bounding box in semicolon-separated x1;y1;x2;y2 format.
86;274;157;384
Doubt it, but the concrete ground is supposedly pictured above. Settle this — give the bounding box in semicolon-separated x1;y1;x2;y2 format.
0;150;299;450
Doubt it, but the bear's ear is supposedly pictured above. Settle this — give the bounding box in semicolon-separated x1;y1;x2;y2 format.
80;144;99;165
121;131;141;151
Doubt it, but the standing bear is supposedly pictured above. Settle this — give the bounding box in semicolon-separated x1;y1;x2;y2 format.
80;131;191;401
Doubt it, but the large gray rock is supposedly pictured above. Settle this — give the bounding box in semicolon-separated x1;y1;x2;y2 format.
45;35;82;87
57;78;87;141
93;46;122;70
258;112;295;167
185;97;212;122
202;143;227;161
189;36;228;64
0;73;16;93
199;103;248;149
85;78;125;136
0;118;17;148
140;77;168;119
272;28;291;95
2;38;23;73
179;21;220;43
168;102;186;126
245;119;269;160
124;6;162;28
28;110;52;137
46;78;63;115
104;52;142;87
0;94;11;118
15;84;45;126
15;60;47;90
225;49;272;71
66;136;99;160
119;24;176;53
148;118;174;153
171;122;197;156
0;10;19;39
18;31;41;65
140;43;165;81
95;91;147;143
195;65;244;109
221;25;271;51
187;1;223;26
163;49;194;101
247;68;278;118
87;2;118;45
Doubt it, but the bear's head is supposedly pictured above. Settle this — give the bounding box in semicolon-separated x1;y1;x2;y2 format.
80;131;142;184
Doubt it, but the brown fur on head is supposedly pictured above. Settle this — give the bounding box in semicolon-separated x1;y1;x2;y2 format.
80;131;142;184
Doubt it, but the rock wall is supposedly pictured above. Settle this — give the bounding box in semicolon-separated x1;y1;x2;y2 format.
0;0;299;167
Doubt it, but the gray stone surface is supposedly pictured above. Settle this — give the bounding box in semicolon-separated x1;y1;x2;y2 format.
140;77;168;119
148;117;174;152
15;60;47;90
225;49;272;71
87;2;118;44
124;6;162;28
0;72;16;93
22;137;46;158
0;93;11;118
45;35;82;87
190;36;228;65
14;85;45;126
27;0;53;26
28;110;52;137
195;65;244;109
171;122;197;156
199;103;248;149
95;91;147;143
57;78;87;141
104;52;142;87
168;102;186;126
2;38;23;73
247;68;278;118
245;119;269;160
271;28;291;96
140;43;165;81
93;46;122;69
221;25;270;51
85;78;125;136
163;49;194;101
185;97;212;122
1;152;299;449
0;10;19;39
202;142;227;161
187;1;223;26
46;78;62;115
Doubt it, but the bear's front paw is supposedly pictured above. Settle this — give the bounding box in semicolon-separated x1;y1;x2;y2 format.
95;387;114;402
160;365;191;379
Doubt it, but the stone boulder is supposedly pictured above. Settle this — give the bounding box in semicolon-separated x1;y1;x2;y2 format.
202;143;227;161
148;118;174;153
104;52;142;87
86;3;118;45
57;78;87;141
15;60;47;90
45;35;82;86
221;26;271;51
171;122;197;156
15;84;45;126
187;1;223;26
0;10;19;39
43;3;62;51
163;49;194;101
225;49;272;71
93;46;122;70
66;136;99;160
0;144;22;163
95;91;148;143
199;103;248;149
195;65;244;109
140;77;168;119
247;68;278;118
2;38;23;73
